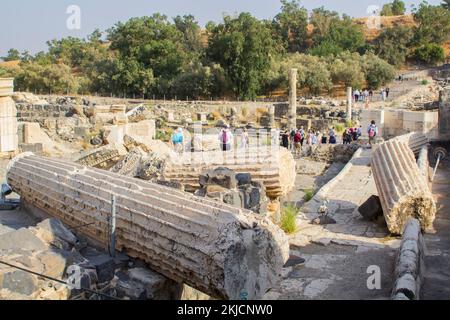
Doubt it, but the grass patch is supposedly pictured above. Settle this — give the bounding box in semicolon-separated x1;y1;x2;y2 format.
334;124;344;133
304;188;314;202
345;119;353;128
279;204;299;234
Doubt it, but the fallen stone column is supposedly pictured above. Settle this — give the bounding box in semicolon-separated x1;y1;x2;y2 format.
371;138;436;234
162;147;296;199
75;144;127;169
396;132;428;156
7;153;289;300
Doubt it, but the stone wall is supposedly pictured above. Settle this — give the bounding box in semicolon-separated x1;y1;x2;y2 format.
361;108;438;140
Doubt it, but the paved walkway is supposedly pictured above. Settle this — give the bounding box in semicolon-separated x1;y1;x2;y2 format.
266;148;400;300
422;158;450;299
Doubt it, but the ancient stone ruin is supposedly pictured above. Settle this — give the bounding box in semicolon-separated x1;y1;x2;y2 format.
162;147;296;200
6;152;289;300
371;136;436;234
0;78;18;154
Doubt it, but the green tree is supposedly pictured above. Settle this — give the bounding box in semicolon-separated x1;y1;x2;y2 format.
170;63;227;99
265;53;332;94
413;44;445;65
174;15;204;57
310;12;365;56
273;0;308;52
15;62;79;94
361;53;396;89
208;13;276;100
381;4;393;16
2;48;21;61
374;26;414;66
310;7;339;40
413;2;450;45
392;0;406;15
330;51;365;88
381;1;406;16
107;14;188;95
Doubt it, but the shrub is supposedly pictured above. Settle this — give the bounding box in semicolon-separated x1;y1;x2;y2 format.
334;123;344;133
361;53;396;89
211;111;222;121
413;44;445;66
421;79;429;85
280;204;298;234
304;188;314;202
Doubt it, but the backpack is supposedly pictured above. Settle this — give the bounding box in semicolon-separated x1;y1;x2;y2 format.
294;132;302;142
368;126;376;138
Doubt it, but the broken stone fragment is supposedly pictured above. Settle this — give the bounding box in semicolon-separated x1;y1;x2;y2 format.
371;138;436;235
393;273;417;300
358;195;384;221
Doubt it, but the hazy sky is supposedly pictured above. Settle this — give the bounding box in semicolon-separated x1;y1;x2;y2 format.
0;0;443;56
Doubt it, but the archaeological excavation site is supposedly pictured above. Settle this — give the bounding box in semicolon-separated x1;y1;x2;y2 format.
1;0;450;306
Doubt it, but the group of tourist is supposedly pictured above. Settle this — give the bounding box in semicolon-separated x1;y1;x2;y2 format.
353;88;390;104
342;126;363;144
171;119;379;155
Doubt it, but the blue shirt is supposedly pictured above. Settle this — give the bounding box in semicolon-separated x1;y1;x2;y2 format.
172;132;183;144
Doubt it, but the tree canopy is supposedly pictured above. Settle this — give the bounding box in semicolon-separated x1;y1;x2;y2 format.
3;0;448;99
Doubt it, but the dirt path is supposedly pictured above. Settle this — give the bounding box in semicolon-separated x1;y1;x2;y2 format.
422;158;450;299
267;148;400;300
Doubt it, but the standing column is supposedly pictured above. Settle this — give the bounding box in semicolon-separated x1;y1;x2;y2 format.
346;86;352;122
0;78;18;154
289;69;298;129
268;105;275;128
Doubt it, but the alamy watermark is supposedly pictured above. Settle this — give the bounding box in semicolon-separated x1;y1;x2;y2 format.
366;265;381;290
366;5;381;31
66;5;81;30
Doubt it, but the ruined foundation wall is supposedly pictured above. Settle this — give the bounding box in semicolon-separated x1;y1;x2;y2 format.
371;138;436;234
6;153;289;300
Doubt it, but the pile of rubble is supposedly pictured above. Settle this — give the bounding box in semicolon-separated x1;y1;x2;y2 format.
308;144;360;163
195;167;267;214
0;218;180;300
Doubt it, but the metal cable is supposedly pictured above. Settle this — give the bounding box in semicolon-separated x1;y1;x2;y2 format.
0;260;119;300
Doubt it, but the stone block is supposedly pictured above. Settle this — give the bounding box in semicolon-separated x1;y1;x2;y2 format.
19;143;43;154
0;78;14;97
0;228;47;251
125;120;156;142
360;109;384;137
358;195;383;221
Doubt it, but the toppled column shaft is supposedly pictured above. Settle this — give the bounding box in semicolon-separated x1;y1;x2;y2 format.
371;138;436;234
396;132;428;156
7;153;289;300
163;147;296;199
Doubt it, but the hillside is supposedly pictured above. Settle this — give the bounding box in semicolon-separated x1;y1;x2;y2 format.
353;14;416;41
